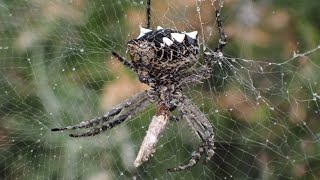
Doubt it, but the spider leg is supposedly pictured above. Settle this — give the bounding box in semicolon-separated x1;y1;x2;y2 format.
178;50;226;87
167;145;205;172
214;10;227;53
68;93;151;137
111;51;135;71
68;115;128;137
51;91;148;132
146;0;151;28
176;66;212;88
168;97;215;172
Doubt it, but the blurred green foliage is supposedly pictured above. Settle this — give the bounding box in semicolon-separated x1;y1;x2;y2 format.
0;0;320;179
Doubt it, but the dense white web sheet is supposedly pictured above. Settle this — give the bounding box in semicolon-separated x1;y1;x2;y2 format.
1;0;320;179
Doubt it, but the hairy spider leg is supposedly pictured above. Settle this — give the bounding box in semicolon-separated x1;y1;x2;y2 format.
184;98;215;165
68;92;151;137
167;145;205;172
111;51;135;71
168;97;215;172
178;51;227;86
214;10;227;53
51;91;148;132
146;0;151;29
176;66;212;86
167;146;205;172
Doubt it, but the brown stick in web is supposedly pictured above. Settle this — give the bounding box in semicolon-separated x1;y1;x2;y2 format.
134;102;170;167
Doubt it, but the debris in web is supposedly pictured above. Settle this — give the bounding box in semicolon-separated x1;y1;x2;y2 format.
134;104;170;167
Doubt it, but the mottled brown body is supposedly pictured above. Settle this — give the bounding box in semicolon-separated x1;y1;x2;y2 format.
127;29;199;87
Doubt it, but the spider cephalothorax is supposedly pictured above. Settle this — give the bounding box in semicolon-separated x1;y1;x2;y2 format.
52;0;227;172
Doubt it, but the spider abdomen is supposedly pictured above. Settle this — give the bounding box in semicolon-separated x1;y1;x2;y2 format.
127;27;199;85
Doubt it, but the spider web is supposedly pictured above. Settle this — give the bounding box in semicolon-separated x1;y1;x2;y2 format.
1;0;320;179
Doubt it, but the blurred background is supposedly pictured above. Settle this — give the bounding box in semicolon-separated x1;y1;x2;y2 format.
0;0;320;179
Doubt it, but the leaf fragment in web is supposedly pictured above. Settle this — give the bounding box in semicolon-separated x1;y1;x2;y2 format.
134;114;169;167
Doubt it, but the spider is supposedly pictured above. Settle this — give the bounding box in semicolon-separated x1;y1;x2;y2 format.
51;0;227;172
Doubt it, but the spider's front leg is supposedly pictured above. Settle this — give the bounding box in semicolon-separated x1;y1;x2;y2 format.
51;91;150;137
214;10;227;53
111;51;136;71
167;97;215;172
